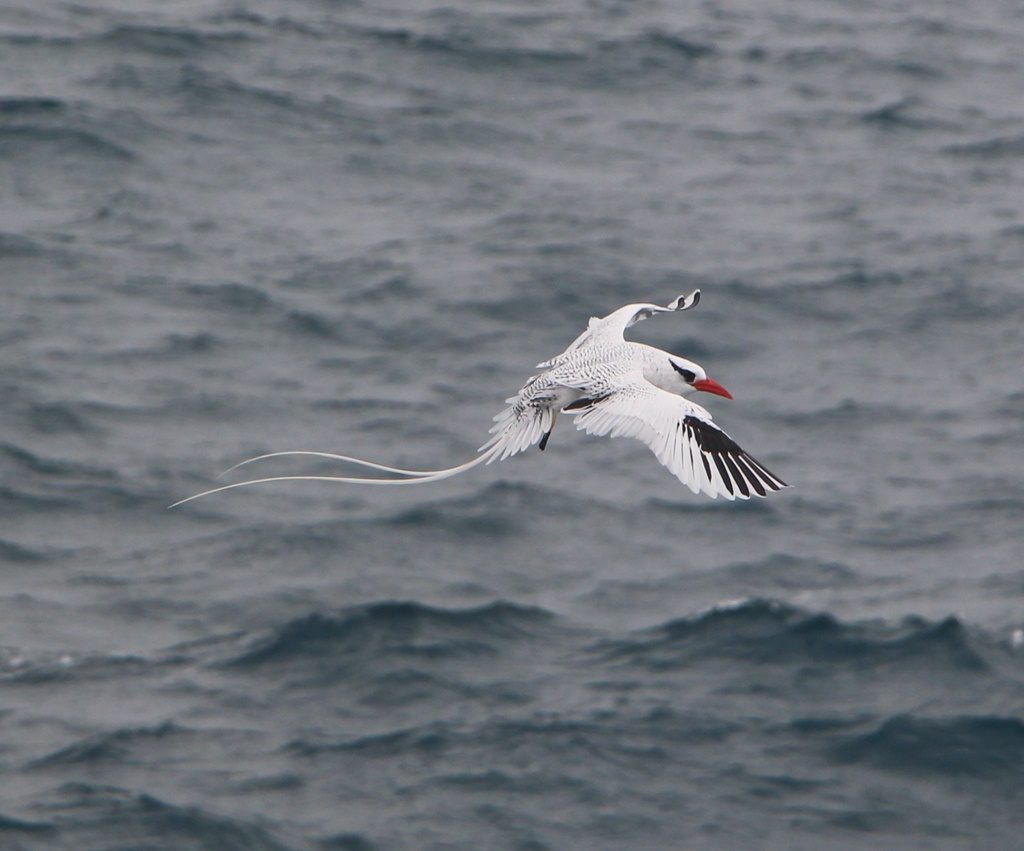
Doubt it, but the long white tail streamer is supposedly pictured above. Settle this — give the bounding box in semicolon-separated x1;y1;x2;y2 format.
168;447;500;509
219;451;443;479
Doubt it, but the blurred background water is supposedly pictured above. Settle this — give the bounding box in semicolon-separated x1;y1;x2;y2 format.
2;1;1024;848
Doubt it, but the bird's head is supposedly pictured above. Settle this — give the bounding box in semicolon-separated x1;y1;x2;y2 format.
668;356;733;400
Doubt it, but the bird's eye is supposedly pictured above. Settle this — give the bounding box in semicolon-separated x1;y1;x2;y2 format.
670;362;696;383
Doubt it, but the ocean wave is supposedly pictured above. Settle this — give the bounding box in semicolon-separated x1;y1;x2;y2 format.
95;24;252;56
289;704;734;766
696;277;855;323
280;309;375;343
308;396;426;414
831;715;1024;777
151;331;220;357
0;485;74;514
278;255;419;302
387;491;524;532
2;429;55;471
318;832;377;851
277;305;452;351
28;721;185;769
0;538;47;563
0;647;153;685
157;66;387;139
859;97;955;131
902;281;1024;331
769;44;942;80
851;507;961;550
208;10;329;40
95;331;223;363
0;124;135;162
357;668;520;710
290;706;736;772
980;569;1024;599
0;96;64;115
598;599;988;672
994;390;1024;419
287;724;450;759
383;481;586;532
225;600;556;668
360;24;715;88
385;504;519;538
0;229;42;258
0;23;251;54
943;133;1024;158
21;401;101;436
183;282;274;314
645;492;775;516
706;266;908;325
761;398;921;429
715;554;861;590
40;784;294;851
0;812;55;834
198;521;354;564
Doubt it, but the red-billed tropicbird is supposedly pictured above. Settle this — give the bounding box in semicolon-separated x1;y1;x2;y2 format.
171;290;787;506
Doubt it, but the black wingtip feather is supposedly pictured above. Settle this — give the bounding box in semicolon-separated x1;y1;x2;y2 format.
680;414;786;497
711;453;734;495
721;454;750;497
733;456;766;496
745;455;787;490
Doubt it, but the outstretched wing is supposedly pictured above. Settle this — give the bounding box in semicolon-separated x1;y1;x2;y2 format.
537;290;700;369
565;372;787;500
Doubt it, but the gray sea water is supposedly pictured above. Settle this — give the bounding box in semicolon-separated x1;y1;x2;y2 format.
3;1;1024;848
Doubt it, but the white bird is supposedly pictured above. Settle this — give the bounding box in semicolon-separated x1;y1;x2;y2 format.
170;290;787;507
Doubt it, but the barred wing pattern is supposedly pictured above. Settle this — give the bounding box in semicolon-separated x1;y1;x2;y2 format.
479;387;560;461
567;373;787;500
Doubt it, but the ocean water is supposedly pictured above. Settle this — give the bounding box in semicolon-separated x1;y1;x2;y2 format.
2;0;1024;848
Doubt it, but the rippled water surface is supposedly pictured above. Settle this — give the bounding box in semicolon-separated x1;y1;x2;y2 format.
3;1;1024;848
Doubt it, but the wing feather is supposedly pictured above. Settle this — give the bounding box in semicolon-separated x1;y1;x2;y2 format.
480;384;579;461
537;290;700;369
566;373;787;499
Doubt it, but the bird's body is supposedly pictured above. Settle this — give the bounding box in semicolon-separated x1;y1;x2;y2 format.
481;340;637;460
170;290;787;507
484;341;686;456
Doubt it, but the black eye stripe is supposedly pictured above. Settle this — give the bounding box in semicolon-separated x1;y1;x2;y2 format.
670;361;696;383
